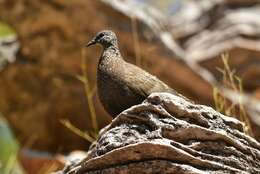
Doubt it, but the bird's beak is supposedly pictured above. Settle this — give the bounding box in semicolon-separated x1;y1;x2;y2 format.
85;39;96;47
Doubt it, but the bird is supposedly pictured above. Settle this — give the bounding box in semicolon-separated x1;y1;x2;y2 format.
86;30;188;117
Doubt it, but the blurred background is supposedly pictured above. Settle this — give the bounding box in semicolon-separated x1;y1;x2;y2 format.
0;0;260;173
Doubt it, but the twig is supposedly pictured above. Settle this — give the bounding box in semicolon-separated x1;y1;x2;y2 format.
60;119;95;143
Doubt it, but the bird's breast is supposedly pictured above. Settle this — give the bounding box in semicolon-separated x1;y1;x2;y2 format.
97;65;144;116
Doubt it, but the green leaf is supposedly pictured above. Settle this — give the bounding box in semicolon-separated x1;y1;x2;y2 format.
0;116;24;174
0;22;16;37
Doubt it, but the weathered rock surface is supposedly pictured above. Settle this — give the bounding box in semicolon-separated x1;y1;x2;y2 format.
60;93;260;174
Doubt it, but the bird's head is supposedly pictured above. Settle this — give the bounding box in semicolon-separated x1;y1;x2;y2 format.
86;30;118;48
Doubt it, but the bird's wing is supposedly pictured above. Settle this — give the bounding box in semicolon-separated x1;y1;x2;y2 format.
120;62;175;97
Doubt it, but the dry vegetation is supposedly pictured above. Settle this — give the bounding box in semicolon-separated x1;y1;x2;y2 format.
61;49;99;143
213;54;253;136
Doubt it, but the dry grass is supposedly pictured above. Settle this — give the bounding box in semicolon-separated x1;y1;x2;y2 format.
79;49;98;134
213;53;253;136
60;48;99;143
60;119;95;143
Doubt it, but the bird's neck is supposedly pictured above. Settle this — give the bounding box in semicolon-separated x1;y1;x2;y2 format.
98;44;123;71
102;44;122;60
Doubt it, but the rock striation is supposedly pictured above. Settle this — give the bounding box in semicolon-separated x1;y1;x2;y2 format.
59;92;260;174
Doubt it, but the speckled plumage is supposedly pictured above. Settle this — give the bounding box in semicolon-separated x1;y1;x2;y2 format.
86;30;182;117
